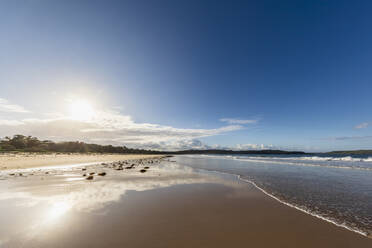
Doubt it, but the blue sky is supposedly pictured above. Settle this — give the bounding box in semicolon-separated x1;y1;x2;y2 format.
0;0;371;151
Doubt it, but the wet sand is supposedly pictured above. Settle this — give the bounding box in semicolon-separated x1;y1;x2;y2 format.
83;183;372;248
0;160;371;247
0;153;164;170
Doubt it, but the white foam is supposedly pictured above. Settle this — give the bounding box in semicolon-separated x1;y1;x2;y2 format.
234;157;372;171
186;155;372;171
234;155;372;162
197;154;372;162
198;168;369;238
238;176;368;237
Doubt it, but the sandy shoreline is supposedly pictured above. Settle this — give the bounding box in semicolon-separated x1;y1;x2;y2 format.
0;156;371;247
0;153;165;171
113;180;372;248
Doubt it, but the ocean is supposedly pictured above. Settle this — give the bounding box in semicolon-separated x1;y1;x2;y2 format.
175;154;372;237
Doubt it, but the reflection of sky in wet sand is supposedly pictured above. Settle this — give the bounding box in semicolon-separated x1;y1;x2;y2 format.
0;161;224;247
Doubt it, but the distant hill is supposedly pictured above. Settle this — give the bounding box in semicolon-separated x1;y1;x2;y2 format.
0;135;306;155
171;149;306;155
4;134;370;156
325;150;372;155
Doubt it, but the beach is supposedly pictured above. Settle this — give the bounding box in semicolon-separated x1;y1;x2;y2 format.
0;153;164;171
2;0;371;247
0;155;371;247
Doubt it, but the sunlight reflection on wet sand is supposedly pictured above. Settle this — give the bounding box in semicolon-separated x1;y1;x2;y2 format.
0;159;371;248
0;160;227;247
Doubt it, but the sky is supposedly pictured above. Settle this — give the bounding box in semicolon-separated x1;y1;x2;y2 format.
0;0;372;152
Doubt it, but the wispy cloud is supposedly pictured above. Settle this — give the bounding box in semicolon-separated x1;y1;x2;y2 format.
0;98;271;150
354;122;369;129
140;139;277;151
329;135;372;141
0;107;244;150
220;118;258;125
234;143;275;150
0;98;30;113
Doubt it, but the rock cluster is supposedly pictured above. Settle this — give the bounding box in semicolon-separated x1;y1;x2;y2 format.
80;157;165;181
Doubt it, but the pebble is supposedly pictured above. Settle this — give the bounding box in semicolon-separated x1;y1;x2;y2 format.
86;175;94;180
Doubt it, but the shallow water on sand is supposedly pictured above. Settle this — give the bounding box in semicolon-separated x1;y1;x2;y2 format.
0;160;220;247
0;157;371;247
175;155;372;237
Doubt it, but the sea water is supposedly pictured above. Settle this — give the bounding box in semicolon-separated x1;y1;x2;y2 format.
175;154;372;237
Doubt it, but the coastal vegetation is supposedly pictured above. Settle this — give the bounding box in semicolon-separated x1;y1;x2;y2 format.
0;135;161;154
326;150;372;155
0;135;305;155
173;149;305;155
1;135;370;155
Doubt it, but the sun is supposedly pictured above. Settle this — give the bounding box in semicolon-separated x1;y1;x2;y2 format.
68;99;95;121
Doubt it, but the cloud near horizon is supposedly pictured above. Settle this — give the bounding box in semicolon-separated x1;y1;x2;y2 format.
330;135;372;141
0;98;30;113
354;122;369;129
134;139;277;151
0;98;253;150
220;118;258;124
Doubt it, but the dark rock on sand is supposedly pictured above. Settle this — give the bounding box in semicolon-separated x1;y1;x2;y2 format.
125;163;136;169
144;166;150;169
98;172;106;176
82;168;87;171
89;172;95;175
86;175;94;180
140;169;147;173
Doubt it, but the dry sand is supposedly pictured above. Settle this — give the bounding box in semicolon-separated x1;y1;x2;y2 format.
0;153;164;170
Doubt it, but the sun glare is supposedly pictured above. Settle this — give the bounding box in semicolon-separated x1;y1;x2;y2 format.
68;99;95;121
46;201;71;222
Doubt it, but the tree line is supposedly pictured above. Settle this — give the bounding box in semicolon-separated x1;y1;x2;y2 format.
0;134;311;155
0;135;163;154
